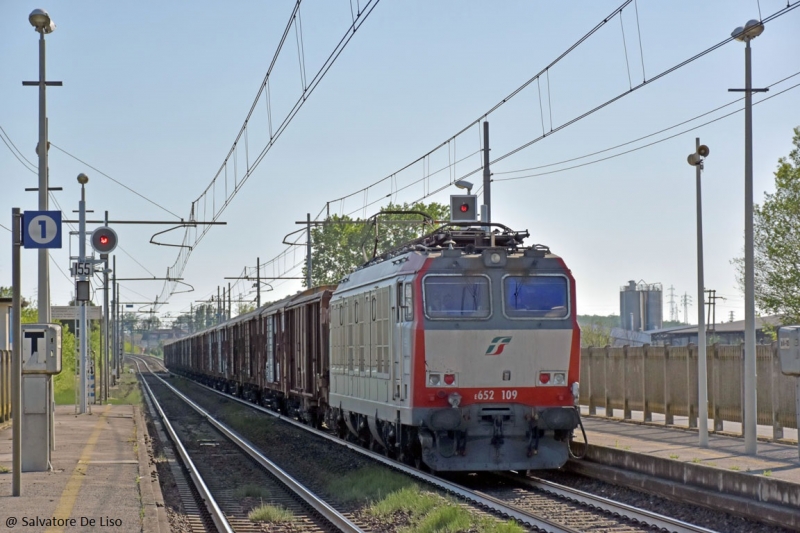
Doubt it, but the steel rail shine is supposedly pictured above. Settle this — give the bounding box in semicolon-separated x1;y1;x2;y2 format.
166;369;588;533
501;473;719;533
133;357;364;533
134;359;234;533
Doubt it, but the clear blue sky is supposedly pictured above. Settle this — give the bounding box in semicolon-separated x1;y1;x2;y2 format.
2;1;799;327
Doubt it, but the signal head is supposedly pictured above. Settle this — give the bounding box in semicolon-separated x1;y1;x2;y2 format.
91;226;118;253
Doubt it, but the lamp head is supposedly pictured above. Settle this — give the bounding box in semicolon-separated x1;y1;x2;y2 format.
454;179;473;194
77;173;89;185
732;19;764;41
29;9;54;32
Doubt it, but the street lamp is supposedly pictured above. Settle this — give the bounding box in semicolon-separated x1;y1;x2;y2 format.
687;139;710;447
29;8;56;33
454;179;474;194
25;9;59;325
730;19;766;455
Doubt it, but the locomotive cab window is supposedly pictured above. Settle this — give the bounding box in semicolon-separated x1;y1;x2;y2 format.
503;275;569;319
423;275;491;319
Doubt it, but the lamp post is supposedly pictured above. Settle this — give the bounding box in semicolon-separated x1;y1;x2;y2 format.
687;139;710;447
26;9;58;324
731;19;766;455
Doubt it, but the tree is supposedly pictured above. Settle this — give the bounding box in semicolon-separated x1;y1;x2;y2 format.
236;302;256;316
734;127;800;323
305;201;449;286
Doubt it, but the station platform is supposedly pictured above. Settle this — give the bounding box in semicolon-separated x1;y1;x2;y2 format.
572;410;800;529
0;404;168;533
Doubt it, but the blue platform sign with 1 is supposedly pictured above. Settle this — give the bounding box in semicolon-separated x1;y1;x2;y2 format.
22;210;62;249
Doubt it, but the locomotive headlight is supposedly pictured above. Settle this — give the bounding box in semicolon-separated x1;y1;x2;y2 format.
553;372;566;385
490;252;501;264
428;373;441;386
448;392;462;408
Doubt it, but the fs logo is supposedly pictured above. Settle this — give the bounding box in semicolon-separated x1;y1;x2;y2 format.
485;336;512;356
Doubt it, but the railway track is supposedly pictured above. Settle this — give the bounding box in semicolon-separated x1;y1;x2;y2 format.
132;357;363;533
140;358;724;533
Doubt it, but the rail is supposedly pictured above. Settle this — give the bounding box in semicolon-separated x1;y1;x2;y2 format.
134;358;233;533
133;357;364;533
170;369;718;533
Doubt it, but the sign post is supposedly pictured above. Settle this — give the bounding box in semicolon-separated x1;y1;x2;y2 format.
11;208;22;495
12;208;63;483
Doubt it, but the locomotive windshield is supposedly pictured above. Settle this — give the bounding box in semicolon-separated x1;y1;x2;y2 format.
504;275;568;318
424;275;491;319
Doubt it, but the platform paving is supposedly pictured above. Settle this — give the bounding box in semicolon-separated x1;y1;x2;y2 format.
0;404;167;533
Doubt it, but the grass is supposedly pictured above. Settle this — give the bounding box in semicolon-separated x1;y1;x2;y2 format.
691;458;701;464
730;465;741;471
669;454;680;459
108;365;142;405
326;468;523;533
248;504;295;523
763;470;772;477
234;484;270;499
0;465;9;473
328;466;415;503
53;363;142;406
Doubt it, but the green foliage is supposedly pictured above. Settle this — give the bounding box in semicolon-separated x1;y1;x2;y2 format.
236;302;256;316
248;505;294;523
327;466;415;503
305;201;449;286
734;127;800;323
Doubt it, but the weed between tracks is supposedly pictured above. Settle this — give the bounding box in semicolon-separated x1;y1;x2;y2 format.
328;467;523;533
248;503;295;523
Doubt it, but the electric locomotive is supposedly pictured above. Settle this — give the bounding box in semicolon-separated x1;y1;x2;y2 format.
165;199;581;472
327;215;581;471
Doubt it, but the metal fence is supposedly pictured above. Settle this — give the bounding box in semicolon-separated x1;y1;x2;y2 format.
0;350;10;424
580;343;797;438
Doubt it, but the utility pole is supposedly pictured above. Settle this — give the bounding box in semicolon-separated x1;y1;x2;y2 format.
729;310;735;323
256;257;261;308
102;211;110;403
111;256;116;385
217;286;221;324
77;175;88;414
668;285;677;322
482;121;491;224
681;293;692;325
227;282;231;320
306;213;312;288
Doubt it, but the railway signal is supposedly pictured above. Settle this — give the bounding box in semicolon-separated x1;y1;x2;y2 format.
450;194;478;222
91;226;118;254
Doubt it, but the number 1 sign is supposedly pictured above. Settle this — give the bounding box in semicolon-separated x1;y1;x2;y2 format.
22;210;62;249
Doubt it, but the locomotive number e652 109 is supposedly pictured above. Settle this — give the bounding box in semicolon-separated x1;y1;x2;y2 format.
473;389;518;401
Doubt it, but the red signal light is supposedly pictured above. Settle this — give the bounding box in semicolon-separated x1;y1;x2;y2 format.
100;235;109;245
460;203;469;213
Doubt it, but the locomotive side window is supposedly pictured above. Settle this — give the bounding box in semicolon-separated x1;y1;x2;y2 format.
403;282;414;322
503;275;569;318
423;275;491;319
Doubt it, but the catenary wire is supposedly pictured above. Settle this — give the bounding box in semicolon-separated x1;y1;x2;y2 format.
493;79;800;182
494;70;800;176
49;143;182;219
